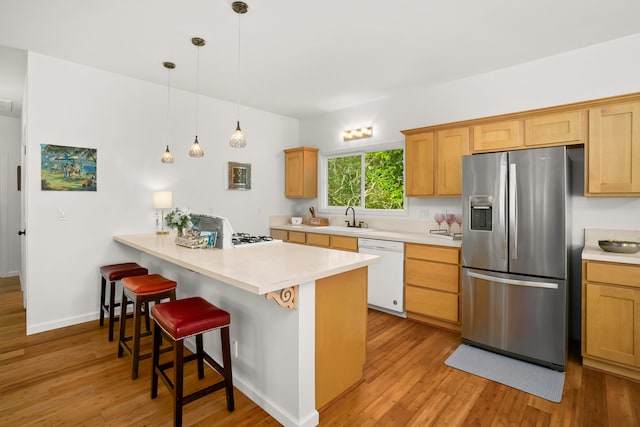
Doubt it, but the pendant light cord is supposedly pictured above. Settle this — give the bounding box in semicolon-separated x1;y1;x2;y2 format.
235;10;241;120
167;66;171;135
195;44;200;136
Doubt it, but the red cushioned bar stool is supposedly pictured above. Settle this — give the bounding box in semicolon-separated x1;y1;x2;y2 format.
99;262;149;341
151;296;234;427
118;274;177;380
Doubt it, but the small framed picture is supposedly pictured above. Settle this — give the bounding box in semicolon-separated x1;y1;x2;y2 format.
228;162;251;190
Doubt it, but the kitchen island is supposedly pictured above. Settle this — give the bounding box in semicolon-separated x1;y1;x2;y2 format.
114;233;378;427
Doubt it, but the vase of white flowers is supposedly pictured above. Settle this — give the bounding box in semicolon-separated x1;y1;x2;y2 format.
164;208;192;237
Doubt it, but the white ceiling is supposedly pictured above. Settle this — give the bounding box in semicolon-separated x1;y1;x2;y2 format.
1;0;640;119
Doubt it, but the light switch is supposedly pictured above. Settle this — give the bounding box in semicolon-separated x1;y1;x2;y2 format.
58;208;68;221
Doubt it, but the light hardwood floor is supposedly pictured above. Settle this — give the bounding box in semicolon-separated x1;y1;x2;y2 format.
1;276;639;426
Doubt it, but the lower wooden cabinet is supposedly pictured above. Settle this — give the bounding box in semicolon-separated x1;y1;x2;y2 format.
404;243;461;331
582;260;640;381
288;230;306;244
307;233;330;248
270;229;358;252
330;235;358;252
270;229;288;241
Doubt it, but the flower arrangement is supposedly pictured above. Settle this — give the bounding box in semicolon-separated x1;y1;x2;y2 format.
164;208;193;236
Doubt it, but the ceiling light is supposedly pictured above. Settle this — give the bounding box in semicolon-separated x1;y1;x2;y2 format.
161;61;175;164
189;37;205;158
229;1;248;148
343;127;373;141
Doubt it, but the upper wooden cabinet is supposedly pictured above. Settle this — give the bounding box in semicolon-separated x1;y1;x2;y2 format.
404;127;469;197
472;119;523;152
524;110;587;147
405;132;434;197
284;147;319;198
436;127;470;196
587;101;640;196
403;92;640;197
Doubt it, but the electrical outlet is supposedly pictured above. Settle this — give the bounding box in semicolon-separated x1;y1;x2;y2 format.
233;340;238;358
419;209;429;218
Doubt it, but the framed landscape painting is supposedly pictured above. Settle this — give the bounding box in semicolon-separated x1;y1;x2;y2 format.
40;144;97;191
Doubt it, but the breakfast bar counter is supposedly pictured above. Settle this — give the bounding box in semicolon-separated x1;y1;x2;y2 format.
114;232;378;294
114;232;379;427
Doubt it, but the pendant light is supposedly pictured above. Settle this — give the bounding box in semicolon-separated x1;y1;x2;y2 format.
189;37;205;158
229;1;248;148
161;61;176;164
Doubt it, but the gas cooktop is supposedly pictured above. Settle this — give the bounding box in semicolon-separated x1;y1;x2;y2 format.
232;233;281;247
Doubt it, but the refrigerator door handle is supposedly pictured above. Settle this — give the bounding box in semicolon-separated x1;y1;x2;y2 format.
509;162;518;259
467;271;558;289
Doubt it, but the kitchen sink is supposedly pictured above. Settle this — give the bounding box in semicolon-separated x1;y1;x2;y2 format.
316;225;376;233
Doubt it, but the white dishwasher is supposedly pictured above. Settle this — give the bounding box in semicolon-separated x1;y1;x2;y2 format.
358;238;406;317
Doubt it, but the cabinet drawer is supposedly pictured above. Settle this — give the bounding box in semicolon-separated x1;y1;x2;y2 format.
270;229;288;241
330;235;358;252
405;243;459;264
288;231;307;244
405;258;459;293
405;285;459;322
586;262;640;288
307;233;330;247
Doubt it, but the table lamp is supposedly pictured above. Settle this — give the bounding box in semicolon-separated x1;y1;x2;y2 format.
153;191;173;234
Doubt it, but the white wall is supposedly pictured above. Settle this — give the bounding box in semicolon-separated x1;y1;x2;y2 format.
24;52;299;334
0;115;21;277
299;33;640;340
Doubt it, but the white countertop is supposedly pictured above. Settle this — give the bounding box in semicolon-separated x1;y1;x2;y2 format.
582;228;640;265
271;224;462;248
114;233;379;295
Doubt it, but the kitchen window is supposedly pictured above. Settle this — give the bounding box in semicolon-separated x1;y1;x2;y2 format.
324;146;404;212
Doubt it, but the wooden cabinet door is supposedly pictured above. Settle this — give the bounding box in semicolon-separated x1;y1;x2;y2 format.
436;127;470;196
473;120;523;152
284;147;318;198
585;283;640;367
405;132;434;196
524;110;587;147
588;102;640;195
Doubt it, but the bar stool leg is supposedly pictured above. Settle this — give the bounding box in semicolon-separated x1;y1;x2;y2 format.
174;339;185;427
108;281;118;341
196;334;205;379
99;276;107;328
221;326;235;412
131;297;144;380
117;292;128;358
151;321;161;399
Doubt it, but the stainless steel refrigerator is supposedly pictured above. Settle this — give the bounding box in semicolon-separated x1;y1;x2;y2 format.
461;146;569;371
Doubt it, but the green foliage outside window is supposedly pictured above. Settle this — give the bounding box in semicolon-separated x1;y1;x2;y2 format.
327;149;404;210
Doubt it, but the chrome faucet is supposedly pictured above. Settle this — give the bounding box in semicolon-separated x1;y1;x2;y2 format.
345;206;356;227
